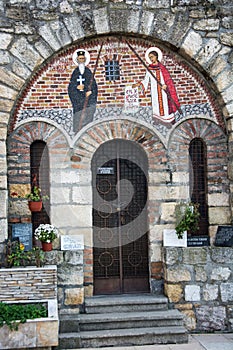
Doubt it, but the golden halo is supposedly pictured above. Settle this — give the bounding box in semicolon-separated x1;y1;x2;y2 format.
145;47;163;64
72;49;90;66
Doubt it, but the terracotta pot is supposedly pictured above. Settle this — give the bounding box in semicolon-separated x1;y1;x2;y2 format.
28;201;42;212
42;242;53;251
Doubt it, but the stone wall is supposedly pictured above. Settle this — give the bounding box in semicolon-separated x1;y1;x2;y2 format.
44;250;84;314
0;265;57;301
163;247;233;332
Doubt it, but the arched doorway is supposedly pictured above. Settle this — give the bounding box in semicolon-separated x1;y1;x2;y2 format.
92;139;149;295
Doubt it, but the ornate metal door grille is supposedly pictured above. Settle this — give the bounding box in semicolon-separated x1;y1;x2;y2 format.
92;140;149;294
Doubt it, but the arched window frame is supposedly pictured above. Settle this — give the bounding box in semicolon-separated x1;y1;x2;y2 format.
189;138;209;236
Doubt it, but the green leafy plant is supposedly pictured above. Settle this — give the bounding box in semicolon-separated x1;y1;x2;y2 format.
31;246;45;267
5;240;45;268
7;241;32;267
25;186;49;202
0;302;47;331
175;202;200;239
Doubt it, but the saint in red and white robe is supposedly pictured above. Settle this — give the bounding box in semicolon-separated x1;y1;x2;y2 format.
139;62;180;123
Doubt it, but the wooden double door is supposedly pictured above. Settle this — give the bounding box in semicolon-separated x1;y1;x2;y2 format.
92;140;149;294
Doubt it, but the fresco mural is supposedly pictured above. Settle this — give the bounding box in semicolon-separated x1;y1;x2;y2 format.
12;37;223;138
68;49;98;132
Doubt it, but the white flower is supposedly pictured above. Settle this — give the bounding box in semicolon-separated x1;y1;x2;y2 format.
34;224;58;243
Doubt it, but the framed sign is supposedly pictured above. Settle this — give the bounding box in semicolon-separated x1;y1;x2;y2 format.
12;223;33;251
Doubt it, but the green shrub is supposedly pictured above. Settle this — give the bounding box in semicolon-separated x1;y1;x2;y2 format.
0;302;47;331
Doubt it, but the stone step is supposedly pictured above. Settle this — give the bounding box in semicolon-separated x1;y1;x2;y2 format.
84;294;168;314
80;309;183;331
59;326;188;348
60;309;184;333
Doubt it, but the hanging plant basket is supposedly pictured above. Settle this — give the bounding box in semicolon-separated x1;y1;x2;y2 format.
28;201;43;212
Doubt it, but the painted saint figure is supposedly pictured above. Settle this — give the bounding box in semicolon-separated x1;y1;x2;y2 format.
68;49;98;132
133;47;180;124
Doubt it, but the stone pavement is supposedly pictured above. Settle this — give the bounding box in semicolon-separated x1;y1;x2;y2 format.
64;333;233;350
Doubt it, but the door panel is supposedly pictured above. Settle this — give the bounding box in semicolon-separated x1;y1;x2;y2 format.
92;140;149;294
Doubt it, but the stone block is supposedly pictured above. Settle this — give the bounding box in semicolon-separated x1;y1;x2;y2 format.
193;18;220;31
150;245;162;262
140;10;154;35
211;247;233;264
183;247;207;264
220;283;233;302
0;83;17;99
84;284;93;297
93;7;110;34
163;247;180;265
37;320;59;346
220;32;233;47
181;309;196;331
0;33;12;49
196;305;226;331
10;37;43;71
0;322;36;349
203;284;218;301
72;185;92;204
38;23;61;51
181;30;203;57
164;283;183;303
211;267;231;281
216;69;233;92
208;192;230;206
58;265;83;286
196;38;221;65
195;266;207;282
51;204;92;227
64;287;84;306
166;267;191;282
185;285;200;301
64;251;83;265
160;202;176;222
0;219;7;242
209;207;231;225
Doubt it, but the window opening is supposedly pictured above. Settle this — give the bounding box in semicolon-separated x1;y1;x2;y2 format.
105;55;120;81
189;138;209;235
30;141;50;235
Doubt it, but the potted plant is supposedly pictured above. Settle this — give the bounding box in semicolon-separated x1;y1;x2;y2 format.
25;186;49;212
11;186;49;212
34;224;58;251
175;202;200;239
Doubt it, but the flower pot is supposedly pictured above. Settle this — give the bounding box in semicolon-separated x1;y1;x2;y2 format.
28;201;42;212
41;242;53;252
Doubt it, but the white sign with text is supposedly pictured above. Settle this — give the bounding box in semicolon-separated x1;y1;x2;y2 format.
61;235;84;251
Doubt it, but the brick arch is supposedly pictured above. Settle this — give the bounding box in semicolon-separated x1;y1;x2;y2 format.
8;121;69;223
8;121;69;151
71;119;167;171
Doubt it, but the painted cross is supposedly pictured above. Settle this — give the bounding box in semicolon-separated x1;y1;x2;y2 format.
77;75;85;85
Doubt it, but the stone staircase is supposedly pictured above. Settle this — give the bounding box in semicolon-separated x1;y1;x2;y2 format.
58;294;188;349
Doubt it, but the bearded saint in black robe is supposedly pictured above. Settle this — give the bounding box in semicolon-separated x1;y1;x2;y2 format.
68;49;98;133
